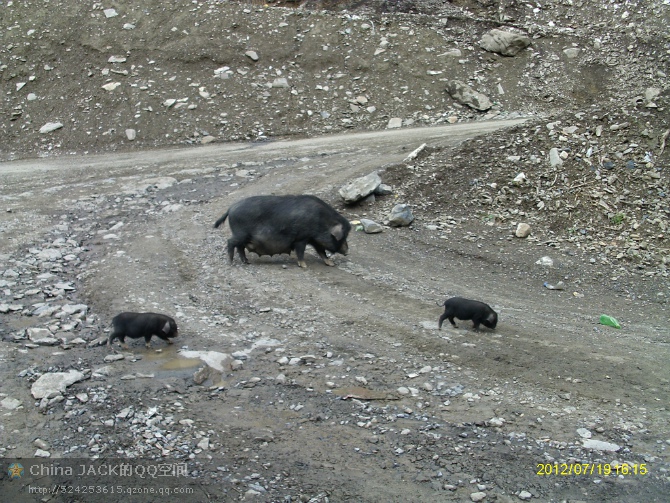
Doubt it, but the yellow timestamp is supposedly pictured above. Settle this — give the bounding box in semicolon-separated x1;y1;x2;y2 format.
537;463;648;476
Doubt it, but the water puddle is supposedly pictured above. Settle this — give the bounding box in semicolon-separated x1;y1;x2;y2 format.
139;338;282;376
159;357;202;370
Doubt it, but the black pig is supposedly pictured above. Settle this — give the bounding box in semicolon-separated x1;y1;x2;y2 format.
214;195;351;268
107;312;179;349
438;297;498;331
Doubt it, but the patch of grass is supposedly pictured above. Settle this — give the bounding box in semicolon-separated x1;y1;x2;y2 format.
610;213;625;225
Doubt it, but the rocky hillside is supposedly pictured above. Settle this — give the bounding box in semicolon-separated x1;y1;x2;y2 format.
1;0;669;288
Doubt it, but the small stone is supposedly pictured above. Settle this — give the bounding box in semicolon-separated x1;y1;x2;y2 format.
515;223;531;238
245;50;259;61
470;492;487;502
535;256;553;267
193;366;211;385
360;219;383;234
563;48;580;59
125;129;136;141
116;407;133;419
582;439;620;451
549;148;563;167
102;82;121;91
489;417;505;427
272;78;289;88
39;122;63;134
518;490;532;500
577;428;592;439
387;117;403;129
35;449;51;458
34;439;50;450
104;354;125;363
103;8;118;18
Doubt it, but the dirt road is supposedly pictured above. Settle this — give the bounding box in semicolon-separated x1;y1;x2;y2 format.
1;121;668;502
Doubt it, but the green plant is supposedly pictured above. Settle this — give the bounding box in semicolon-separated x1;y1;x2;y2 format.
610;213;625;225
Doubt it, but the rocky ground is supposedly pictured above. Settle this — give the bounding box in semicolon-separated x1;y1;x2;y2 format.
1;1;669;502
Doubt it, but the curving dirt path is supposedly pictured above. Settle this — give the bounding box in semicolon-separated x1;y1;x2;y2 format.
1;120;668;502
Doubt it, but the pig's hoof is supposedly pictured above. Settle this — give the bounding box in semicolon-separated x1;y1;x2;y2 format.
298;260;308;268
324;258;335;266
122;344;129;350
145;344;151;349
167;340;174;344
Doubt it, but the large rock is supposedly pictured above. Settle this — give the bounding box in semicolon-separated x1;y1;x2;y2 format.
27;328;60;346
445;81;492;111
360;219;383;234
31;370;87;399
339;172;382;204
388;204;414;227
479;29;531;56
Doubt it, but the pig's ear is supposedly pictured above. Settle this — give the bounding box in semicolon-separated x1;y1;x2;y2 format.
330;224;344;240
162;321;171;334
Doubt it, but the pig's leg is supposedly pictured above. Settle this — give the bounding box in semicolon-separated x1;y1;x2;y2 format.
144;334;152;349
236;245;249;264
438;312;448;330
294;241;308;268
228;237;250;264
107;327;120;347
312;244;334;266
438;312;457;329
226;239;236;263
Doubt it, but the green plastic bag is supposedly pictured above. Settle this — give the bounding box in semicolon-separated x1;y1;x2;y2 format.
599;314;621;329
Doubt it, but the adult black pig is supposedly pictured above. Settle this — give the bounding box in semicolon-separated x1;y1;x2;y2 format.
107;312;179;349
214;195;351;268
438;297;498;331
